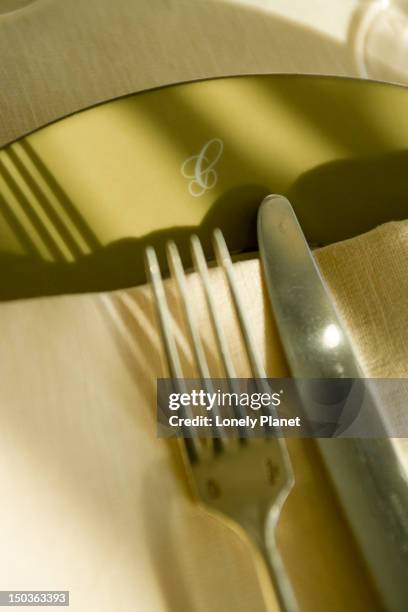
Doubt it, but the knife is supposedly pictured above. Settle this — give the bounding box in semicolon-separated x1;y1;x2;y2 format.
258;194;408;612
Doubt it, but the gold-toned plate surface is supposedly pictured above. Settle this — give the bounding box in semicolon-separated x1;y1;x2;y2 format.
1;74;408;300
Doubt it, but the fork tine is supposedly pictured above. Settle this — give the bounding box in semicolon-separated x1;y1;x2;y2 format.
145;245;201;460
166;240;226;443
145;246;183;379
166;240;211;379
190;234;250;429
212;229;281;422
212;229;269;382
190;234;236;379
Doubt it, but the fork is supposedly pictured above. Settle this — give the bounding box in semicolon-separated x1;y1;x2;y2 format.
145;230;299;612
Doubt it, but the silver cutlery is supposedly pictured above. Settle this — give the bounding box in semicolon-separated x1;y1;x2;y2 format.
145;231;299;612
258;195;408;612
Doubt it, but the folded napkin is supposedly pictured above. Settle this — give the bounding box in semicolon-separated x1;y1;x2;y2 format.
0;220;406;612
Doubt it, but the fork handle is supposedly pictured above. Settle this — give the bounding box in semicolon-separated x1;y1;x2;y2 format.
255;537;299;612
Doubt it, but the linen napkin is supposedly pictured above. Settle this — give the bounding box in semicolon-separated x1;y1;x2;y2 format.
0;220;406;612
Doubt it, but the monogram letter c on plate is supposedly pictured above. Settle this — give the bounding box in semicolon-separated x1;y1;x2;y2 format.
181;138;224;197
